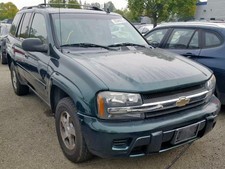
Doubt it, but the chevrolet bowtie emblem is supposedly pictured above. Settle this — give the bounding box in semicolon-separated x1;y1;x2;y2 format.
176;97;190;107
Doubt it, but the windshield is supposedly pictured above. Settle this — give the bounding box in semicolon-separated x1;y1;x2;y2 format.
51;13;148;47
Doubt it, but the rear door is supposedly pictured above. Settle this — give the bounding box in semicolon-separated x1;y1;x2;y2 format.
7;13;22;59
197;29;225;97
197;29;224;66
13;13;32;78
163;28;201;59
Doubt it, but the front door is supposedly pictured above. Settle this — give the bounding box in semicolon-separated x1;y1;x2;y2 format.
24;13;50;100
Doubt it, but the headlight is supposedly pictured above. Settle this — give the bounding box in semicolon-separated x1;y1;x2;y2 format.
205;75;216;102
97;92;144;120
205;75;216;90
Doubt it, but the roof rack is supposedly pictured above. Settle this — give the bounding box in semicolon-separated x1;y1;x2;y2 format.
20;3;104;12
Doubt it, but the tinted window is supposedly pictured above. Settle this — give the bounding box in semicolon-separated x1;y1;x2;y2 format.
10;14;22;36
17;14;25;37
188;31;199;49
18;13;32;39
205;32;222;47
146;29;168;47
30;13;47;44
166;29;195;49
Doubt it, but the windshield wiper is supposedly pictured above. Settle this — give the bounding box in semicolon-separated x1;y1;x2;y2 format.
108;43;146;48
60;43;116;51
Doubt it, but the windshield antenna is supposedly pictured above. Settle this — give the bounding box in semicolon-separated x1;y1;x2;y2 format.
58;1;63;52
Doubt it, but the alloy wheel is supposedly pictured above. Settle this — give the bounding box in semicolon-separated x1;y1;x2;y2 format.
12;70;17;90
60;111;76;150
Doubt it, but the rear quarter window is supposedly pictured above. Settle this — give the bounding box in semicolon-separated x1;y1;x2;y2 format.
204;31;223;48
18;13;32;39
10;13;22;36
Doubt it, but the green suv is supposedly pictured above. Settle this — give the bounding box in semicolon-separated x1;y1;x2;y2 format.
5;4;221;163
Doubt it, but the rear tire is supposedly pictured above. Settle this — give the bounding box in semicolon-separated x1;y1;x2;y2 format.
1;51;7;64
55;97;92;163
10;63;29;96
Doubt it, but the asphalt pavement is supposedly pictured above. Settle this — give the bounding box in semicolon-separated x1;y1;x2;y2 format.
0;63;224;169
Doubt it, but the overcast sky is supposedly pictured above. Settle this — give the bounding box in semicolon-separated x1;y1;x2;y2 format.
1;0;128;10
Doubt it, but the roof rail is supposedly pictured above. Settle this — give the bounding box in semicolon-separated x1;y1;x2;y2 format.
20;4;47;10
20;3;104;12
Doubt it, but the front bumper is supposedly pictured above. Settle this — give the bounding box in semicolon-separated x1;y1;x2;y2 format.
79;96;221;158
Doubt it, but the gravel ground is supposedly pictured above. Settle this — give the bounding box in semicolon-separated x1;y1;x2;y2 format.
0;63;224;169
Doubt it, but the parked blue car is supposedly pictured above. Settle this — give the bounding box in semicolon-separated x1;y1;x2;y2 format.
145;22;225;104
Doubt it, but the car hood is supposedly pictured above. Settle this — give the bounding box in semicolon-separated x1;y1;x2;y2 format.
66;48;212;93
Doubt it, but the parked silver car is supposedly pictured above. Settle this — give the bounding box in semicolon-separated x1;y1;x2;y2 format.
0;23;11;64
138;24;154;35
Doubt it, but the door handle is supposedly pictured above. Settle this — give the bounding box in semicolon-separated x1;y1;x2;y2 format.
184;53;196;58
186;53;195;55
24;54;29;58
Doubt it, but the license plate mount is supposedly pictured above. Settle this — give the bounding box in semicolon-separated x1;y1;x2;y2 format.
171;123;200;145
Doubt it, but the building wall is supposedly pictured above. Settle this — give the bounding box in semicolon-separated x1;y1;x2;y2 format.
195;0;225;20
195;4;207;20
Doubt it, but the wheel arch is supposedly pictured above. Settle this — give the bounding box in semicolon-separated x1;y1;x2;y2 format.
7;53;12;69
50;85;69;113
49;73;88;115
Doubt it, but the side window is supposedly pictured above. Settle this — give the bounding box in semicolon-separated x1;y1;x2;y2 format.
146;29;168;48
205;31;222;48
18;13;32;39
166;29;196;49
29;13;47;44
17;14;25;37
10;13;22;36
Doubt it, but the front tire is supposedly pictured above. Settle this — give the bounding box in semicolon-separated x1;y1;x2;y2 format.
55;97;92;163
10;63;29;95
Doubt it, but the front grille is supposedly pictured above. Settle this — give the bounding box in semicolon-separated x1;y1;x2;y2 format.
145;100;205;118
142;84;204;104
141;84;208;118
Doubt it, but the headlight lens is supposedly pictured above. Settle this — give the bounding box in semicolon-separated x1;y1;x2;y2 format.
205;75;216;102
205;75;216;91
97;92;143;120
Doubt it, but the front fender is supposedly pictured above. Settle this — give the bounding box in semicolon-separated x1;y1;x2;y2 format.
49;72;92;116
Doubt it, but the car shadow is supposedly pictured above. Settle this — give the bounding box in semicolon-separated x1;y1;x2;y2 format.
221;105;225;111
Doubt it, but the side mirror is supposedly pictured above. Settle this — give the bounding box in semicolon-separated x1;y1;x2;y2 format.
22;38;48;53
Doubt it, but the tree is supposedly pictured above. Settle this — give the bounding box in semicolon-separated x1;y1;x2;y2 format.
171;0;196;21
104;1;116;12
128;0;196;27
0;2;18;20
67;0;81;9
91;2;101;8
127;0;145;22
114;9;136;22
48;0;65;8
48;0;80;8
114;9;124;16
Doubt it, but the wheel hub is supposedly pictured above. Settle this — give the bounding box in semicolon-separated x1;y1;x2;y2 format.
12;70;17;90
60;111;76;150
